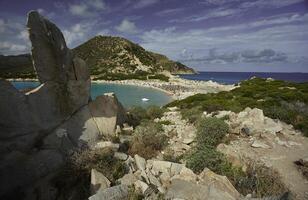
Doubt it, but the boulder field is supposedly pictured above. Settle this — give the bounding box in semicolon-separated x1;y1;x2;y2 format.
0;11;126;199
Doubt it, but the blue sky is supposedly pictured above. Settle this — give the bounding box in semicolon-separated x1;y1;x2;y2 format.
0;0;308;72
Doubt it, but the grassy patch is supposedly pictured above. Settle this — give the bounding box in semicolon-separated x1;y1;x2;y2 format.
128;121;168;159
167;78;308;136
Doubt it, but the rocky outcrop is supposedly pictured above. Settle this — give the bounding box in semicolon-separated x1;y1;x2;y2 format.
0;11;126;199
90;154;241;200
210;108;308;200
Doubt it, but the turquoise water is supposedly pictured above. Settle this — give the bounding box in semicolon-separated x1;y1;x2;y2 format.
11;81;172;108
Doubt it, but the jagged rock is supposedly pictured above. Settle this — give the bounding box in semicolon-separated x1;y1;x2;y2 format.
90;169;111;195
198;168;240;199
114;152;128;161
89;93;126;138
171;166;197;183
88;185;129;200
152;160;172;175
95;141;120;151
134;154;146;171
166;172;239;200
118;174;138;186
0;11;126;199
134;180;149;195
251;140;271;149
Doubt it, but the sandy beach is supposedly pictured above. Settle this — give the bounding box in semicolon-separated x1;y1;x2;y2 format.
7;76;236;100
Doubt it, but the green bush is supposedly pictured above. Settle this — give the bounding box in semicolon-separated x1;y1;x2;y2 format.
181;106;203;123
167;78;308;136
127;106;166;126
128;121;167;159
148;74;170;82
186;144;226;173
146;105;166;120
195;117;229;146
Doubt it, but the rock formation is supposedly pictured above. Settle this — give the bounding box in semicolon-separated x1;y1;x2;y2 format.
0;11;126;199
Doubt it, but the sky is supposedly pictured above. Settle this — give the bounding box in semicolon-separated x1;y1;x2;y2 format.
0;0;308;72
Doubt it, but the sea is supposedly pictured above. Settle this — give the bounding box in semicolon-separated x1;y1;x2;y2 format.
11;82;172;108
179;72;308;84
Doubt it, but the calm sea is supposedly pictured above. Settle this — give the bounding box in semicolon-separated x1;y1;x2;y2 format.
11;82;172;108
179;72;308;84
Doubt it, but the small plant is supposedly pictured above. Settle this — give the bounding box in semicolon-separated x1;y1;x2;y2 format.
128;121;167;159
51;148;127;199
196;117;229;146
158;120;173;125
181;107;203;123
185;144;226;173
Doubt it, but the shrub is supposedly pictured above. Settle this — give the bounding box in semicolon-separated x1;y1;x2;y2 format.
51;148;127;199
186;144;226;173
148;74;170;82
181;107;203;123
234;163;288;197
127;106;147;127
146;106;166;120
127;106;166;126
128;121;168;159
196;117;229;146
158;120;173;125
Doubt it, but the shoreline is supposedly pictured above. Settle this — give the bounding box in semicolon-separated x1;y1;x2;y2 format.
6;76;236;100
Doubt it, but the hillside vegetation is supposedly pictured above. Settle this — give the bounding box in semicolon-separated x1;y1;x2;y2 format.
0;36;194;81
167;78;308;136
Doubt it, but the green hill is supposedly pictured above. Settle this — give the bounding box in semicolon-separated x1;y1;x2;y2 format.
0;36;195;81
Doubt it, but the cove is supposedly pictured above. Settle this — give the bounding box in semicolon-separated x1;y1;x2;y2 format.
11;81;172;108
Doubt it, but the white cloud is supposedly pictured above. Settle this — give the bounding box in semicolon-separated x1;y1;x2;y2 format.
0;41;28;55
69;4;90;17
63;22;95;46
240;0;304;9
133;0;159;9
115;19;138;34
155;8;185;17
68;0;106;17
171;7;240;23
140;19;308;64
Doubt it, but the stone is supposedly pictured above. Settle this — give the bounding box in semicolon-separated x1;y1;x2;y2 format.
299;157;308;167
115;125;122;135
166;171;240;200
159;172;171;188
215;110;232;119
165;179;209;200
90;169;111;194
251;140;271;149
171;166;197;183
89;93;127;138
152;160;172;175
170;163;185;177
95;141;119;151
182;138;194;144
198;168;240;199
88;185;129;200
134;154;146;171
118;174;138;186
134;180;149;195
114;152;128;161
147;171;161;187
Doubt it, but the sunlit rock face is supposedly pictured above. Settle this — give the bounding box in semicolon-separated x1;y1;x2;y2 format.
0;11;126;199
